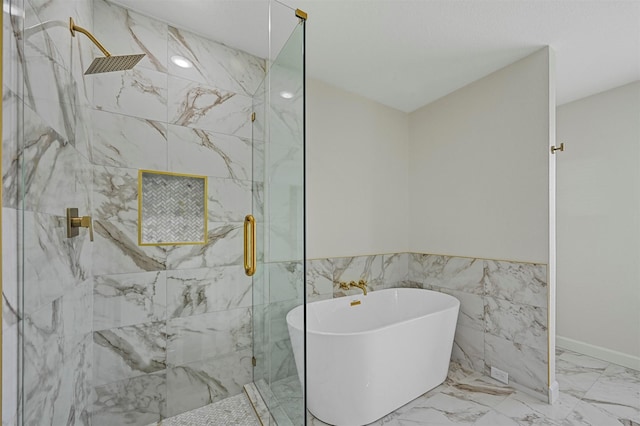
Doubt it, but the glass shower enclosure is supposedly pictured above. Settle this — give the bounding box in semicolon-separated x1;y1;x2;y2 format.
252;13;306;425
2;0;305;424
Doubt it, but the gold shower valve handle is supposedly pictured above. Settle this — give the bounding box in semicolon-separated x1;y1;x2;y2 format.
66;208;94;241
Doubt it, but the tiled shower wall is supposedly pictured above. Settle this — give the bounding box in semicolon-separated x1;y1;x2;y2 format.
306;252;549;399
3;0;269;424
91;1;266;423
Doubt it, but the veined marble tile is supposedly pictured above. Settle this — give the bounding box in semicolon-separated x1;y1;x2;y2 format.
206;177;252;223
268;298;302;343
270;376;305;426
452;324;485;373
484;334;548;396
92;219;167;275
391;390;493;425
4;11;24;99
492;391;580;425
23;56;76;146
22;293;93;426
2;208;18;326
483;260;547;308
167;124;251;180
409;254;485;295
26;0;92;75
93;165;138;223
94;0;168;73
93;321;167;387
270;338;298;383
438;288;484;331
382;252;409;286
94;271;167;331
168;76;252;139
2;321;19;426
92;371;166;426
266;184;304;263
166;307;251;365
165;222;243;270
446;373;515;408
266;139;304;186
252;181;264;222
556;351;609;398
23;211;92;314
168;26;265;96
165;349;252;418
90;109;168;170
3;88;20;208
269;261;304;303
22;297;65;425
59;332;93;426
332;255;385;297
20;103;91;216
62;280;93;341
484;297;547;349
165;265;251;319
94;67;168;122
305;258;335;299
582;364;640;423
561;399;636;426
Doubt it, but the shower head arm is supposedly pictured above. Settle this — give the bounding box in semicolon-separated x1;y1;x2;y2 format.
69;17;111;57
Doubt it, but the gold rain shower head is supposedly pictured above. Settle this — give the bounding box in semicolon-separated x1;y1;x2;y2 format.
69;17;145;75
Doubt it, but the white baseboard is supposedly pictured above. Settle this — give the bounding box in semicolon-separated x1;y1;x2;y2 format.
557;335;640;371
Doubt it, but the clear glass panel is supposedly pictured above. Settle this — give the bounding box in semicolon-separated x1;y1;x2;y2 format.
252;13;305;426
11;0;304;424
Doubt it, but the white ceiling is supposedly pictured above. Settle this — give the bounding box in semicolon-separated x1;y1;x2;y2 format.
111;0;640;112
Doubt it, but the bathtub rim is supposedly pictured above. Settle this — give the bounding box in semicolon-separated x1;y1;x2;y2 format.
287;288;460;337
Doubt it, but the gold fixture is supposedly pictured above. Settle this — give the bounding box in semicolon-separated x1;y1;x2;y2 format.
69;17;145;74
66;208;94;241
251;112;256;122
551;143;564;154
339;280;368;296
252;356;257;367
295;9;308;21
244;214;256;276
350;300;361;306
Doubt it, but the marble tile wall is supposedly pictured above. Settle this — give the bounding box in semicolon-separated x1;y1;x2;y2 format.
3;0;95;424
87;1;266;424
3;0;269;424
306;252;549;400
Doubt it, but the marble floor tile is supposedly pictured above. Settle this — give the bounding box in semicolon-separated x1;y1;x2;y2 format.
132;347;638;426
581;364;640;423
556;351;609;398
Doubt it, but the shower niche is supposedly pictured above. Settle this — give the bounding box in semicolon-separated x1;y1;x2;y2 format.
138;170;208;246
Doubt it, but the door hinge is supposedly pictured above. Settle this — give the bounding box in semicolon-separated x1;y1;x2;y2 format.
251;112;256;122
252;356;257;367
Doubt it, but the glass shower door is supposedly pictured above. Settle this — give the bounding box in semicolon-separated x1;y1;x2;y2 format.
251;15;305;426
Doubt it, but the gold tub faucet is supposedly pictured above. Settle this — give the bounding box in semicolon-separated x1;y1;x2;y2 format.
338;280;368;296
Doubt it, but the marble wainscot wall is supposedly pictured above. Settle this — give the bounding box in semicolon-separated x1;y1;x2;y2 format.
89;1;265;425
306;253;549;400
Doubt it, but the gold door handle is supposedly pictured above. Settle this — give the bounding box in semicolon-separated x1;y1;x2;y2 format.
66;208;94;241
244;214;256;276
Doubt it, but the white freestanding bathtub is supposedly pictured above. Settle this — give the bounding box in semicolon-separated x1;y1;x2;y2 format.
286;288;460;426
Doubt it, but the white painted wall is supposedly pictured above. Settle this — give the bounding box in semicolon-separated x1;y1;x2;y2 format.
556;81;640;366
306;79;409;259
407;48;552;264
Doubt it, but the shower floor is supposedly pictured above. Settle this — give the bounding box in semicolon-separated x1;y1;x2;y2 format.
149;394;260;426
